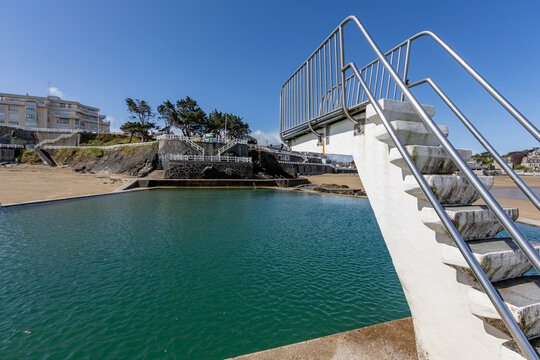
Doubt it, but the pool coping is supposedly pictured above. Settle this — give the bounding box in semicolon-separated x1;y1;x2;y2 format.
0;178;310;209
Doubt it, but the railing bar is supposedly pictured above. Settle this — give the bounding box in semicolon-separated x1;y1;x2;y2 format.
386;51;394;99
393;46;402;100
307;59;311;121
368;63;374;96
378;62;385;100
373;61;380;101
400;40;412;101
317;50;320;115
334;33;340;109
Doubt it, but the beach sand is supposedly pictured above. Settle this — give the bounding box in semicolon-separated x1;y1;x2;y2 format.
305;173;539;225
0;164;126;206
302;173;364;190
477;175;540;226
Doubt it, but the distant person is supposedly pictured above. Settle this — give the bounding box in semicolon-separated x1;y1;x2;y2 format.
280;143;284;150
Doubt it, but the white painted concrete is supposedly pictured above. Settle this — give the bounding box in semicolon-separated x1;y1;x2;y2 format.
290;99;509;359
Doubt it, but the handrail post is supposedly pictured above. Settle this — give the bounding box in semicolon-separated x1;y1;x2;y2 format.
400;40;411;101
338;25;360;128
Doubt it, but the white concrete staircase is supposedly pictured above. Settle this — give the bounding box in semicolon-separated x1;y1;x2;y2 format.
353;99;540;359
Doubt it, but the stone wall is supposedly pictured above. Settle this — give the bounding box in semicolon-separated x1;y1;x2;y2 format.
280;163;334;176
165;160;253;179
158;139;197;169
0;148;15;162
0;127;80;147
35;133;80;147
0;127;35;146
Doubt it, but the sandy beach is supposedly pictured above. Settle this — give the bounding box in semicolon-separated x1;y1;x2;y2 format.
303;173;364;190
0;165;126;206
305;173;539;226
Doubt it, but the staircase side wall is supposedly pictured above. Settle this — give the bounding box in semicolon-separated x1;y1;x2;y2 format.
291;114;505;359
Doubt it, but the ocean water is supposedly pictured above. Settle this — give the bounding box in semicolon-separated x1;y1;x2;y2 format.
0;189;536;359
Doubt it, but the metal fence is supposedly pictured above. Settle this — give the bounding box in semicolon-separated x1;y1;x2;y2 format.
280;27;411;138
166;154;252;163
0;143;24;149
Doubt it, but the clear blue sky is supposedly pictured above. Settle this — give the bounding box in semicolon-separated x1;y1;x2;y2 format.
1;0;538;154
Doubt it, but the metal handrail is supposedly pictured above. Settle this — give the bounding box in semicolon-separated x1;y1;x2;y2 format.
401;31;540;141
408;78;540;210
349;62;538;359
281;15;539;359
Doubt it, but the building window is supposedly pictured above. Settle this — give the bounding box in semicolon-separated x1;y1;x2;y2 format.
8;105;18;111
57;118;70;124
26;113;36;120
0;113;4;119
68;104;72;108
0;105;4;111
25;106;36;112
8;121;18;126
59;103;66;108
8;113;19;120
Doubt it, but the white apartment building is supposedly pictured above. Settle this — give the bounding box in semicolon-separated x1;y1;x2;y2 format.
0;92;109;132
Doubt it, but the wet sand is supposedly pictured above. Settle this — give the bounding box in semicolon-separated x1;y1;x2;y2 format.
305;173;539;225
0;165;126;206
302;173;364;190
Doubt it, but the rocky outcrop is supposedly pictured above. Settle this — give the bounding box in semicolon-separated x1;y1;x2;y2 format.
50;145;158;177
248;149;293;178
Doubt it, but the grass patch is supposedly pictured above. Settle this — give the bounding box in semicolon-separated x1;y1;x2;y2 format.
79;134;144;146
18;149;42;164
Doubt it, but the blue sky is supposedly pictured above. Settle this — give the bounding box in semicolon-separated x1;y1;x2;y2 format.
1;0;538;154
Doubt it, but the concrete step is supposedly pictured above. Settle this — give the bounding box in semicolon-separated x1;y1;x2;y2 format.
469;276;540;339
404;175;494;206
366;98;436;125
374;121;449;147
442;238;540;283
389;145;472;174
421;205;519;240
500;336;540;360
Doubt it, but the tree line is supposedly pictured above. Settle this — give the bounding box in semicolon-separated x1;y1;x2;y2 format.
120;97;250;142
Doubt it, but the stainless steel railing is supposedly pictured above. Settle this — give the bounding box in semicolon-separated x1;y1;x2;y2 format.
280;15;540;359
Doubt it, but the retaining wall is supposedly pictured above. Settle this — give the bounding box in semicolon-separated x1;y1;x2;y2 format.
165;160;253;179
0;148;15;162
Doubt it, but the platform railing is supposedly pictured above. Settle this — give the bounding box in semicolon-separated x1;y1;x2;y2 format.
281;15;540;359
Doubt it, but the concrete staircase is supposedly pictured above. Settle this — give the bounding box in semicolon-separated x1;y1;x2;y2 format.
354;99;540;359
34;148;57;167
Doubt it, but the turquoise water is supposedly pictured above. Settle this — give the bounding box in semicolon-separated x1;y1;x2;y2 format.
1;189;536;359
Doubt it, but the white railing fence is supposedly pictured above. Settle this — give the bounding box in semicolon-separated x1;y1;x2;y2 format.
166;154;252;163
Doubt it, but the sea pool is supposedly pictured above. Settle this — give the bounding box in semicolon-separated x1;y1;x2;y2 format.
0;189;537;359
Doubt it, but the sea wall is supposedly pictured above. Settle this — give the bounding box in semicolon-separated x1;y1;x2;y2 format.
165;160;253;179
